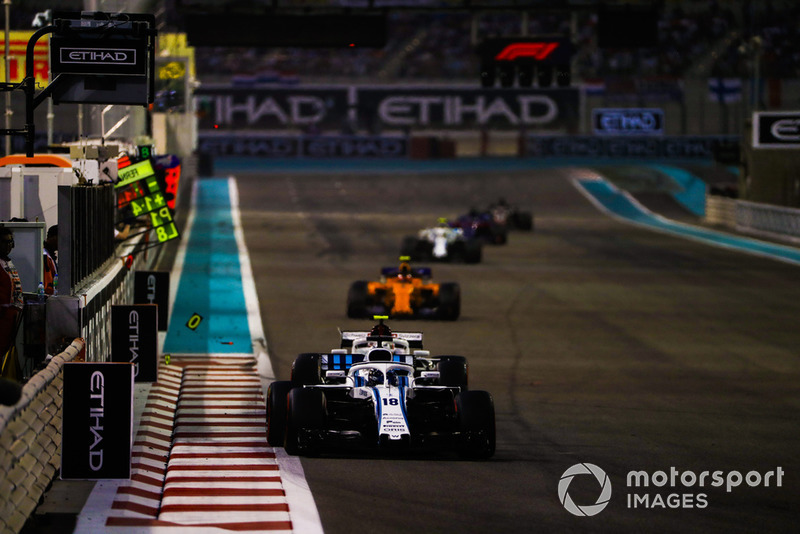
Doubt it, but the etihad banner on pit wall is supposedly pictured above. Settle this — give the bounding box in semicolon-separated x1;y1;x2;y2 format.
111;304;159;382
61;363;133;479
198;134;408;158
526;135;739;159
194;85;580;131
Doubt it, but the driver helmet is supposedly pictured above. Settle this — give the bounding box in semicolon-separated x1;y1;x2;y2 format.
398;261;412;280
370;320;392;337
366;368;384;387
387;369;409;387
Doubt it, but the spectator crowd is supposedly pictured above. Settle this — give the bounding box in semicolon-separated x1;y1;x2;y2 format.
7;1;799;84
189;1;799;83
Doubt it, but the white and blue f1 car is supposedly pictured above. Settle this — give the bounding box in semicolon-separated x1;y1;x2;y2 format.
266;319;495;458
401;219;482;263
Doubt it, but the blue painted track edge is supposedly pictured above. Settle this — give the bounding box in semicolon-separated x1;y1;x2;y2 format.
572;175;800;266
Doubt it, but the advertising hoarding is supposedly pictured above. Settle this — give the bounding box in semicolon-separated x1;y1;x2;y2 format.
61;362;133;479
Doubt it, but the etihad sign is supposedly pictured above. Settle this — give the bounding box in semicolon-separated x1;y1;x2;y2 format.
211;93;560;127
60;47;136;65
753;111;800;148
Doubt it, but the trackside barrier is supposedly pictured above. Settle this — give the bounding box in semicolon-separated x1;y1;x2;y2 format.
0;339;86;534
0;233;160;534
0;154;191;533
59;183;116;295
706;196;800;245
735;199;800;243
78;238;155;362
705;195;737;228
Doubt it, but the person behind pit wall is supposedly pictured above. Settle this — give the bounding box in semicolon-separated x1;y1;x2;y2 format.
0;226;24;362
114;222;131;242
43;225;58;295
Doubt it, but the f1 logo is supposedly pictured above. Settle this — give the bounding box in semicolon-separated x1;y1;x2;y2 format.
494;42;559;61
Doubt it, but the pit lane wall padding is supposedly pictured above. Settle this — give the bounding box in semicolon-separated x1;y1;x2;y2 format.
0;339;86;534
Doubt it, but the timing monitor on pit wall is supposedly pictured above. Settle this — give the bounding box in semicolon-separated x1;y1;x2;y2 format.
476;37;574;89
48;11;156;105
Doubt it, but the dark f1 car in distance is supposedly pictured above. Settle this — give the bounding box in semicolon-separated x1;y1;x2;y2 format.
451;199;534;245
401;219;482;263
266;318;495;458
487;198;534;232
347;257;460;320
451;208;508;245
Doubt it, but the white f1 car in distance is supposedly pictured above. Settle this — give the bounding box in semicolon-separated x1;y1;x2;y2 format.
401;219;482;263
266;318;495;458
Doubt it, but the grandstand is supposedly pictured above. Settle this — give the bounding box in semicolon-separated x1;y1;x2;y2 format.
5;1;798;83
186;1;796;83
2;1;799;143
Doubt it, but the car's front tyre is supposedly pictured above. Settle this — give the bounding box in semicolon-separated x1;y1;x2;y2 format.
292;353;322;385
456;390;495;459
437;283;461;320
266;380;293;447
347;281;369;318
284;387;325;456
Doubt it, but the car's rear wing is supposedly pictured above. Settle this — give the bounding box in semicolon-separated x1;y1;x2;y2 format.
380;266;432;278
340;330;424;349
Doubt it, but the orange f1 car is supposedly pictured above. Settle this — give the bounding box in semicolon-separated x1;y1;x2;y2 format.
347;258;460;320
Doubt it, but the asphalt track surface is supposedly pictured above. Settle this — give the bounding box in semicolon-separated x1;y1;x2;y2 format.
232;165;800;534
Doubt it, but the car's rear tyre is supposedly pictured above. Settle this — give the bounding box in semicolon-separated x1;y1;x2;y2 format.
266;380;293;447
456;390;496;459
464;240;482;263
436;355;468;390
284;387;325;456
448;241;465;263
292;353;322;385
514;211;533;231
438;283;461;320
417;240;434;261
347;281;369;318
492;224;508;245
401;236;421;260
